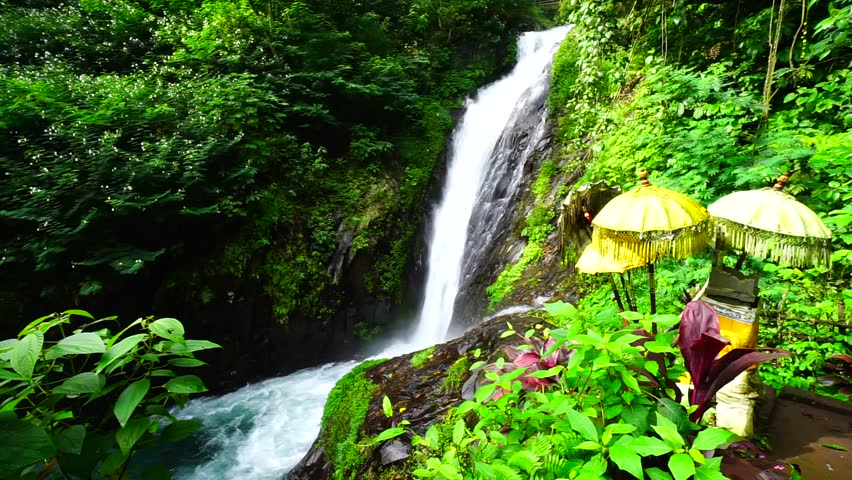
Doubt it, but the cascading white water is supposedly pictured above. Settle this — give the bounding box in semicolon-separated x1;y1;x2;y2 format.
139;26;569;480
412;26;570;346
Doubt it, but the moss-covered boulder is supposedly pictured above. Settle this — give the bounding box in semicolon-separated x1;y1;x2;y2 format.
287;314;542;480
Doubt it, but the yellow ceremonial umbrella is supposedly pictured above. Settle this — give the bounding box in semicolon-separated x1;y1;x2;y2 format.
708;172;832;269
592;169;711;313
576;244;646;311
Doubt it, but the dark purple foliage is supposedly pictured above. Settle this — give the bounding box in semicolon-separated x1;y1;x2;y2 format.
679;301;789;421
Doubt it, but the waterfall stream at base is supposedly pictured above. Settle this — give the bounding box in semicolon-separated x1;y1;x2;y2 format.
141;26;569;479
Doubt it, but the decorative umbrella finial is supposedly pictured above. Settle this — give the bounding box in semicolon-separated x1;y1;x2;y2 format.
639;168;651;187
773;172;791;191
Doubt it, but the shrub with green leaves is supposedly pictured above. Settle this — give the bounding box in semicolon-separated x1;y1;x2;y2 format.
404;303;738;480
0;310;219;479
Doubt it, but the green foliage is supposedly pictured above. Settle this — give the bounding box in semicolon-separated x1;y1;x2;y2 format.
0;310;217;479
403;311;737;480
441;356;472;394
411;346;436;369
547;0;852;405
321;358;387;480
0;0;543;327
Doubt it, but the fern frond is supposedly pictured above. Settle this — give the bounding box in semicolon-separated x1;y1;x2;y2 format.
491;464;523;480
527;435;553;458
507;450;541;474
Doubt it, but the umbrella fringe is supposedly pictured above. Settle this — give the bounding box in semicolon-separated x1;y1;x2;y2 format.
593;219;712;263
714;218;832;268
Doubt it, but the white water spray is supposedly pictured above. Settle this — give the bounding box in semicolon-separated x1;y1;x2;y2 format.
412;26;570;346
141;26;569;480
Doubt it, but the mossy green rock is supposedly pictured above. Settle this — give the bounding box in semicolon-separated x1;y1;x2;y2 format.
287;314;543;480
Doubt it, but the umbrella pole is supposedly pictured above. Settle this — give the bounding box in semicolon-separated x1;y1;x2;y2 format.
620;273;633;311
649;262;657;315
608;274;625;312
627;270;638;312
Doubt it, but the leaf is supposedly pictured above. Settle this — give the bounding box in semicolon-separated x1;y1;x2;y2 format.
149;318;185;342
168;358;206;368
0;368;24;381
621;404;651;434
63;309;95;320
544;300;578;319
435;462;463;480
382;395;393;417
160;419;203;443
691;428;734;450
114;378;150;427
646;468;675;480
628;435;675;456
820;443;849;451
610;444;644;479
565;408;599;442
0;415;56;477
374;427;405;443
452;418;465;445
116;417;151;456
696;349;789;421
574;441;602;451
164;375;207;394
694;457;727;480
668;453;696;480
579;453;608;476
620;311;646;321
605;423;637;435
45;333;105;360
97;334;146;373
54;425;86;455
657;398;691;433
178;340;221;353
98;449;128;476
54;372;105;395
11;333;42;379
652;424;685;450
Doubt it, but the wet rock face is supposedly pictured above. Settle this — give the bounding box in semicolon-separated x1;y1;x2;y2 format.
287;314;542;480
450;83;553;333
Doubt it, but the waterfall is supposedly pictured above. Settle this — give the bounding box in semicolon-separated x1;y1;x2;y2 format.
413;26;570;345
137;26;569;480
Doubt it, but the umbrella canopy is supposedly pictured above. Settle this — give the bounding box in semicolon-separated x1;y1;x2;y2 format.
559;180;621;253
592;169;711;263
576;244;646;274
708;173;832;268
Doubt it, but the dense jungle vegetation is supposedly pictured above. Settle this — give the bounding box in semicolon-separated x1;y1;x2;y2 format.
491;0;852;401
0;0;544;376
360;2;852;480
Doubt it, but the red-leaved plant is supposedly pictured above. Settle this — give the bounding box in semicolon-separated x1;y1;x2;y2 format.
679;301;789;421
487;335;575;400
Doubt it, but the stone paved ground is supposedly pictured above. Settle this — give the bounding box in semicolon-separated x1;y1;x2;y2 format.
764;388;852;480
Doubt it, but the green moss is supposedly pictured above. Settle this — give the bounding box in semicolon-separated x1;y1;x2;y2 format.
321;358;387;480
486;242;544;307
531;161;558;200
441;356;471;394
486;199;556;307
410;346;435;369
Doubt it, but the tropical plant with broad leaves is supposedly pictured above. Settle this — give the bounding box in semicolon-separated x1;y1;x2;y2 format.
482;322;576;398
679;301;790;421
0;310;220;479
